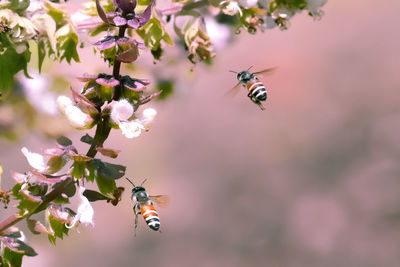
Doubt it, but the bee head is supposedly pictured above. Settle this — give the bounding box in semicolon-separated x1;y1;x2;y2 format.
132;186;148;200
237;71;253;82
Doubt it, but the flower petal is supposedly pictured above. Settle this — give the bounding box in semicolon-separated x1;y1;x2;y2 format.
21;147;47;172
119;121;144;138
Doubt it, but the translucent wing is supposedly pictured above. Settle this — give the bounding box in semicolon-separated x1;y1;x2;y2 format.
253;67;277;75
225;81;242;98
150;195;170;208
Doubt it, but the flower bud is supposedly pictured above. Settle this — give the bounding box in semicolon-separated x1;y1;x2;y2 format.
141;107;157;131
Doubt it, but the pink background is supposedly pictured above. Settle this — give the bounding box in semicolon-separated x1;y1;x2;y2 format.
1;0;400;266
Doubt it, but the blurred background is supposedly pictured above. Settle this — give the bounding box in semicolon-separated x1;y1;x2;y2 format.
2;0;400;266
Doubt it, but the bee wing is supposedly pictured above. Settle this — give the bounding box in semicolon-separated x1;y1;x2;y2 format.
253;67;277;75
225;81;241;98
150;195;170;208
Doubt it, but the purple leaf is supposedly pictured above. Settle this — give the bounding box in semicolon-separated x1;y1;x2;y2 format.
113;15;127;26
96;77;120;87
127;18;140;28
139;90;162;104
94;36;117;50
106;11;117;18
116;37;135;45
137;0;154;27
96;0;110;25
117;46;138;63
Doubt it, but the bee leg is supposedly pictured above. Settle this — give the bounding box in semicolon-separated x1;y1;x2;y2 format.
249;95;265;110
133;205;140;236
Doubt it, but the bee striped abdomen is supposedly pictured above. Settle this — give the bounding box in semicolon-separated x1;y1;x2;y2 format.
246;79;267;101
141;204;160;231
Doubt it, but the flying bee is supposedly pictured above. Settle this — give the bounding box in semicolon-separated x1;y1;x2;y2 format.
126;178;169;234
228;67;276;110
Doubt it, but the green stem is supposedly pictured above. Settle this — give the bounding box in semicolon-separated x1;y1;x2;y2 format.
112;25;127;100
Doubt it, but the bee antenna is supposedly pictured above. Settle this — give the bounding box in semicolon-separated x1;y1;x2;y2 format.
126;178;135;187
247;66;253;71
140;178;148;186
229;70;238;74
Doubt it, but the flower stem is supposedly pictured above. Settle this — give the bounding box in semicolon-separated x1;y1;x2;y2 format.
112;25;127;100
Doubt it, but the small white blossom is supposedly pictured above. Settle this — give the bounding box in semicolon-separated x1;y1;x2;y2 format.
141;108;157;131
67;187;94;229
205;17;231;50
57;96;93;129
57;95;73;114
239;0;258;8
220;1;243;16
111;99;134;122
21;147;46;172
19;72;58;115
65;105;93;129
119;120;144;138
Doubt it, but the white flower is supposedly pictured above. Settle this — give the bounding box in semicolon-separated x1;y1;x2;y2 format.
239;0;258;8
57;95;73;114
110;99;134;122
57;95;93;129
220;1;243;16
21;147;46;172
67;187;94;228
141;108;157;131
19;72;58;115
205;17;231;50
26;0;43;13
65;105;93;129
119;120;144;138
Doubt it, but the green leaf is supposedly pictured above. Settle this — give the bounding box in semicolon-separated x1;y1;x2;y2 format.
56;24;80;64
71;161;86;179
0;46;31;100
156;79;175;100
29;183;48;197
48;215;69;244
89;159;126;180
83;189;109;202
80;134;94;145
44;1;67;26
46;156;66;174
136;16;174;60
14;240;37;257
38;40;46;73
56;136;72;146
95;173;116;195
12;183;22;198
3;247;23;267
138;0;152;5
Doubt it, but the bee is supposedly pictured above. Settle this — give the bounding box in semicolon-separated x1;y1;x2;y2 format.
228;67;276;110
126;178;169;234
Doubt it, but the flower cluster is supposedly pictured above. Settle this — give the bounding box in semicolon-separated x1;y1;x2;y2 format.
184;18;216;64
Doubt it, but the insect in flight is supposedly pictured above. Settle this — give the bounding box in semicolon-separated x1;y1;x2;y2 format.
126;178;169;234
228;66;276;110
